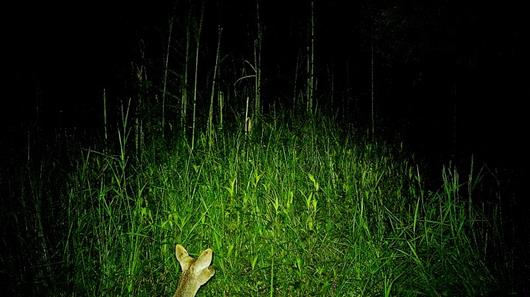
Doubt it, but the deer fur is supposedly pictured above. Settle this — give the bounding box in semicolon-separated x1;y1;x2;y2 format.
174;244;215;297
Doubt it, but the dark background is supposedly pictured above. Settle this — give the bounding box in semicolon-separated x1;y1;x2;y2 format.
5;0;528;167
3;0;529;294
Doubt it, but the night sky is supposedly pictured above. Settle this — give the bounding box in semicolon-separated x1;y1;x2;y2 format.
3;0;529;292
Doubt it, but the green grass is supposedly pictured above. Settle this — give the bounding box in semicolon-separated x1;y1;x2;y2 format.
60;115;494;296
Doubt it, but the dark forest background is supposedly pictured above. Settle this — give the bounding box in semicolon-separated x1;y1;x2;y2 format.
5;0;528;172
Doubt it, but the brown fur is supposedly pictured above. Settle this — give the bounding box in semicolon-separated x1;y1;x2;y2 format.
174;244;215;297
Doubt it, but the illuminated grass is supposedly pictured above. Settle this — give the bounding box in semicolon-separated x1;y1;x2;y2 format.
63;116;494;296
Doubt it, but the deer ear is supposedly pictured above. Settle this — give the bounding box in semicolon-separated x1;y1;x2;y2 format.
194;248;213;271
175;244;192;271
176;244;188;260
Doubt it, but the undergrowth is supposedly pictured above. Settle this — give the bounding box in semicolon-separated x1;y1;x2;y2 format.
62;116;494;296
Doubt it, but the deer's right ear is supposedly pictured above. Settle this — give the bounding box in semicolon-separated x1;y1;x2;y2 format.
194;248;213;271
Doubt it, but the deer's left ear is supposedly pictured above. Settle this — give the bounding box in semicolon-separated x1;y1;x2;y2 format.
176;244;193;271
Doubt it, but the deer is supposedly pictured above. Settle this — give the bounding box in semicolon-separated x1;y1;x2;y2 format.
173;244;215;297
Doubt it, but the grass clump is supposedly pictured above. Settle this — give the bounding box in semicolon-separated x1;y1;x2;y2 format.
63;115;493;296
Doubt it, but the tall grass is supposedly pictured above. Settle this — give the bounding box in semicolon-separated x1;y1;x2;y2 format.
60;114;494;296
